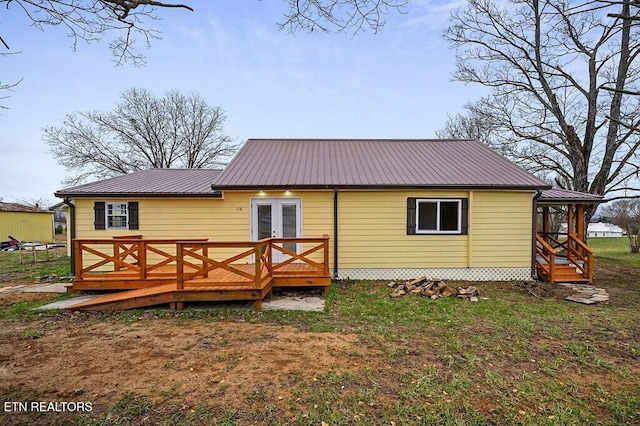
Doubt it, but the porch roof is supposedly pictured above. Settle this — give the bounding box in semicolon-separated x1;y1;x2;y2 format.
538;188;603;205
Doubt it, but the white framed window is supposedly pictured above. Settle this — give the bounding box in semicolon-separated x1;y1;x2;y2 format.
106;202;128;229
416;199;462;234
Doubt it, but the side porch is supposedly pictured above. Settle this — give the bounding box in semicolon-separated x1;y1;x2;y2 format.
535;189;603;284
69;235;331;311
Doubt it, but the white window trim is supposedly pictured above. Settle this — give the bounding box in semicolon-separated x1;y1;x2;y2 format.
106;201;129;230
415;199;462;234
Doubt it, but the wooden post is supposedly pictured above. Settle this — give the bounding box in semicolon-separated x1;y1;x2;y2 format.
74;240;83;280
322;234;330;278
542;207;549;242
202;245;209;278
114;243;120;271
576;204;585;249
139;241;147;280
176;243;184;290
254;243;262;288
567;204;574;235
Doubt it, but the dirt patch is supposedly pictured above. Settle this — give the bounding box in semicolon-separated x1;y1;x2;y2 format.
514;280;573;300
0;318;385;413
0;291;58;308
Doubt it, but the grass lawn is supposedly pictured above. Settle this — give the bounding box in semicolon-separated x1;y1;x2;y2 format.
0;240;638;425
0;248;70;283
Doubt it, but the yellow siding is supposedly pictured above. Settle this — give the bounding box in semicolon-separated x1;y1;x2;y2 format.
338;191;469;268
470;191;534;267
0;211;54;243
73;189;534;271
74;191;335;267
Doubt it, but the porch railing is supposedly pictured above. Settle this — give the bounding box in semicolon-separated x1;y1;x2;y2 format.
74;235;330;288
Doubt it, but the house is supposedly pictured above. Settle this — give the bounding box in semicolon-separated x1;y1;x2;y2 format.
587;222;624;238
49;201;69;234
54;139;604;310
0;202;55;243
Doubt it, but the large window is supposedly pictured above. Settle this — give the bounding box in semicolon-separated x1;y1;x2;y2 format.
407;198;467;235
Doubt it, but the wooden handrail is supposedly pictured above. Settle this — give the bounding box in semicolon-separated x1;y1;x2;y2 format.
535;234;555;283
567;234;593;282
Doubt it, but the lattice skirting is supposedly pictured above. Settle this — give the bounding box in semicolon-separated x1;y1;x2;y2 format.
335;267;533;282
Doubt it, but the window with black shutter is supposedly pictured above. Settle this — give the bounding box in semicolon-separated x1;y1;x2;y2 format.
94;201;139;230
407;198;468;235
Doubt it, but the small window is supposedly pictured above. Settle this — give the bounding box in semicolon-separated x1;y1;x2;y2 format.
107;202;128;229
416;199;462;234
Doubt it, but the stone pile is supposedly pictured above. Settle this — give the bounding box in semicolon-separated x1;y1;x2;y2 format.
558;283;610;304
388;276;481;302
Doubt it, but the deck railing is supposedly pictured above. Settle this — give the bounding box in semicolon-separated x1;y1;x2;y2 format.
74;235;330;288
74;238;208;282
176;239;273;289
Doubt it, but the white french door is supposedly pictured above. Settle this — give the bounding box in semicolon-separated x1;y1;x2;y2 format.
251;198;301;263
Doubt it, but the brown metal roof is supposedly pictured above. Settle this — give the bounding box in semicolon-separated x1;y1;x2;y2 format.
0;202;52;213
538;188;604;204
212;139;549;189
55;169;223;198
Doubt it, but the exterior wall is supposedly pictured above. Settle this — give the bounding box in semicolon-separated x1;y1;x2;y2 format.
72;188;535;280
75;191;332;239
73;191;334;267
337;190;535;280
0;211;54;243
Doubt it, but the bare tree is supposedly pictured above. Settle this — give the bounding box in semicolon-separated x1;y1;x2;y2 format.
44;88;237;186
601;199;640;252
2;0;194;65
436;101;494;141
278;0;407;34
18;197;52;210
445;0;640;220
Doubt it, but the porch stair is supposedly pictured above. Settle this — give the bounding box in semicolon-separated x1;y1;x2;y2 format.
536;257;590;283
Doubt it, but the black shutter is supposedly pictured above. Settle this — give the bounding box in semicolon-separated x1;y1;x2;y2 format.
94;202;106;230
128;202;139;230
460;198;469;235
407;198;417;235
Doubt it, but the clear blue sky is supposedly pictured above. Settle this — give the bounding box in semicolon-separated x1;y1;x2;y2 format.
1;0;484;205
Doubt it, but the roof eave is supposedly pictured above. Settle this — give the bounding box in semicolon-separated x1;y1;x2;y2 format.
538;197;604;205
55;192;223;199
210;184;550;191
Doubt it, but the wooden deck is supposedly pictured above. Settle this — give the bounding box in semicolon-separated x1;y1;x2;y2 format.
69;236;331;311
